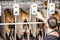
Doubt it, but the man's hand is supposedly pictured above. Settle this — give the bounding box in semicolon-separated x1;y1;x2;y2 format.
36;12;44;20
36;12;47;23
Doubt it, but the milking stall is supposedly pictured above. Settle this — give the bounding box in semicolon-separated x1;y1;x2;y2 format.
0;0;60;40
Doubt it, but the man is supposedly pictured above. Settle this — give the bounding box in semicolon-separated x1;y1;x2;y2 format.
36;12;60;40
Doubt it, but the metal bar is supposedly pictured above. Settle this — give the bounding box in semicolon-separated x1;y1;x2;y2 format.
0;21;60;25
45;0;49;37
0;22;44;25
15;16;17;40
0;1;60;6
0;1;44;5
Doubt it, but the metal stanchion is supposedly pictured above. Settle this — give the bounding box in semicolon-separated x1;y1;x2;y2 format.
27;29;30;40
39;35;40;40
22;29;25;40
42;30;43;40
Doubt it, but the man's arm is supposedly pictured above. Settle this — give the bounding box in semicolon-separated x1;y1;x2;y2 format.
36;12;47;23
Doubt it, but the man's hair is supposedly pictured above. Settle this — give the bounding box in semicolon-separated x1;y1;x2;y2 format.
47;16;57;29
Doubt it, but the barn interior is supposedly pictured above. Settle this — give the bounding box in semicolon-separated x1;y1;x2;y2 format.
0;0;60;40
